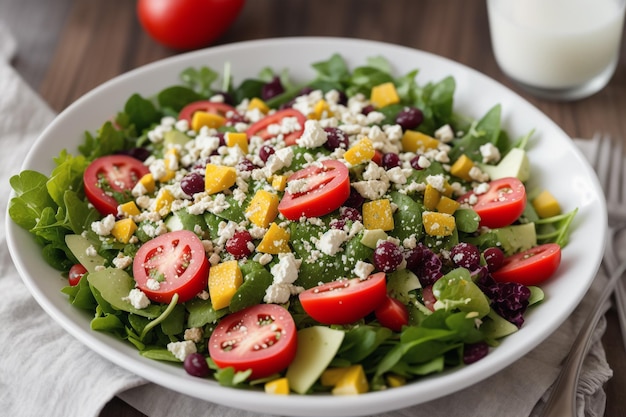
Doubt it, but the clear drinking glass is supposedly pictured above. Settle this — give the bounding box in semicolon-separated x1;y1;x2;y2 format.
486;0;626;101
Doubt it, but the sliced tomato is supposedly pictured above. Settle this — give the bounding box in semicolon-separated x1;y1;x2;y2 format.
133;230;209;303
278;160;350;220
458;177;526;229
299;272;387;325
68;264;88;287
208;304;297;379
83;155;150;216
179;101;237;124
245;108;306;146
375;295;409;331
492;243;561;286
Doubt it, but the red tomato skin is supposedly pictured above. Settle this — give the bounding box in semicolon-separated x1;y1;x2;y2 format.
178;101;237;124
299;272;388;325
245;109;306;146
278;160;350;221
375;295;409;332
208;304;297;379
83;155;150;216
458;177;526;229
68;264;88;286
492;243;562;286
137;0;246;50
133;230;209;303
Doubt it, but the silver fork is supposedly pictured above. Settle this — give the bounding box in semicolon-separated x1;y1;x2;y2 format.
538;134;626;417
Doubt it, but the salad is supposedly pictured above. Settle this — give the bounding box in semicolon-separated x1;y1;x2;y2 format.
9;53;577;395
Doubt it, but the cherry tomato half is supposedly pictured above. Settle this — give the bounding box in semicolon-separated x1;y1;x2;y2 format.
299;272;387;325
83;155;150;216
375;295;409;332
68;264;88;287
178;100;238;124
245;108;307;146
137;0;246;50
458;177;526;229
208;304;297;379
492;243;562;286
133;230;209;303
278;160;350;221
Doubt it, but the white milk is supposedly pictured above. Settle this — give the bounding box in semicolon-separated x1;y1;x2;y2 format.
487;0;625;89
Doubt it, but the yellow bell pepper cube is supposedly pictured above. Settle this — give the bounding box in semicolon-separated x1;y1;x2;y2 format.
321;367;350;387
248;97;270;114
401;130;440;153
331;365;369;395
204;164;237;195
532;190;561;218
155;188;175;215
362;199;394;231
264;377;290;395
208;260;243;310
271;175;288;191
138;173;155;194
256;223;291;254
309;99;332;120
422;211;456;236
111;218;137;244
344;138;375;165
385;374;406;388
246;190;279;228
450;154;475;182
226;132;249;153
370;82;400;108
436;195;461;215
423;184;441;211
191;111;226;131
118;201;140;217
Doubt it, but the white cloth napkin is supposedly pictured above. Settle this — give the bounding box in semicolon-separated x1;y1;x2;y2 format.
0;23;614;417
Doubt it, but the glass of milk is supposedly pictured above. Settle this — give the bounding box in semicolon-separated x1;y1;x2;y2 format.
487;0;626;101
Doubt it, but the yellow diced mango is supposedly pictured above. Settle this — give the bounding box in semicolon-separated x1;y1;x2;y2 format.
271;175;288;191
532;190;561;218
191;111;226;131
159;150;177;182
246;190;279;228
264;377;290;395
118;201;140;217
422;211;456;236
248;97;270;114
111;218;137;244
309;99;332;120
362;199;394;231
155;188;175;215
321;368;350;387
331;365;369;395
256;223;291;254
423;184;441;211
401;131;440;153
226;132;249;153
370;82;400;108
204;164;237;195
450;154;475;182
385;374;406;388
442;180;454;197
344;138;375;165
436;195;461;215
138;173;155;194
208;260;243;310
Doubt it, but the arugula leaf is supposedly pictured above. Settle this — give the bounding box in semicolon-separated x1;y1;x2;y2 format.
157;86;203;112
124;93;160;133
9;170;57;230
180;66;219;97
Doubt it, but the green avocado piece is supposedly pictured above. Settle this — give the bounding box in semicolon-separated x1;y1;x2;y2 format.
494;222;537;255
479;148;530;182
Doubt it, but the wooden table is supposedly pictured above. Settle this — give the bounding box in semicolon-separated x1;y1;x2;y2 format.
2;0;624;416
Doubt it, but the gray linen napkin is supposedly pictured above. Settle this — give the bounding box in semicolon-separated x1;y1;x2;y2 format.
0;23;613;417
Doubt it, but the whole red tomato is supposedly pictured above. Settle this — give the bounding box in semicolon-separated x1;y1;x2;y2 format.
137;0;246;50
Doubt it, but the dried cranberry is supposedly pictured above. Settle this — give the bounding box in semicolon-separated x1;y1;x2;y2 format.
181;172;205;196
259;145;275;163
395;107;424;131
225;231;254;259
343;188;364;209
373;241;404;273
262;76;285;100
184;353;211;377
463;342;489;364
323;127;350;151
237;159;256;172
382;152;401;169
484;247;505;272
450;242;481;270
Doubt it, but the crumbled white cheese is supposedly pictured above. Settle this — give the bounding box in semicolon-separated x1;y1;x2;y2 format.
434;124;454;143
112;253;132;270
353;260;375;279
296;119;328;148
184;328;203;343
480;142;501;164
167;340;197;362
315;229;349;256
124;288;150;309
91;215;116;236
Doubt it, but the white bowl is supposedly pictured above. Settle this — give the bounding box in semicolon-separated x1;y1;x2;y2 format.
6;37;606;416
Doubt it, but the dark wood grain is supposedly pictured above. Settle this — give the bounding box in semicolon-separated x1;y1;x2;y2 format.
2;0;625;416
